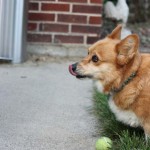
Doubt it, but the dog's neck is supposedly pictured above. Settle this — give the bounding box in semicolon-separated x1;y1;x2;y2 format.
121;52;141;81
104;52;141;94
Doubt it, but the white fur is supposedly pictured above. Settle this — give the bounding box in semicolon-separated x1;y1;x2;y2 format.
104;0;129;24
80;63;112;79
108;96;141;127
94;81;104;93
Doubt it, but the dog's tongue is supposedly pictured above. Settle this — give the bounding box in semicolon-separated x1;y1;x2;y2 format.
69;65;77;76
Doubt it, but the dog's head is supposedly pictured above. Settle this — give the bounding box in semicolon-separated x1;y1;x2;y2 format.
69;25;139;93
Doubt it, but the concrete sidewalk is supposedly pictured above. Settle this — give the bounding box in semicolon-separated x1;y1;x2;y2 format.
0;59;98;150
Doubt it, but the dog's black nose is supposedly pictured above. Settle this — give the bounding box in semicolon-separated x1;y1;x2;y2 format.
72;62;78;72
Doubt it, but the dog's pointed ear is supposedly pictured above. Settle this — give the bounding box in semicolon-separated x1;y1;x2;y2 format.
116;34;139;66
108;24;122;40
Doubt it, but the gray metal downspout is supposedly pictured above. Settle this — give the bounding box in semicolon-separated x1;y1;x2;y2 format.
13;0;28;63
0;0;15;60
0;0;28;63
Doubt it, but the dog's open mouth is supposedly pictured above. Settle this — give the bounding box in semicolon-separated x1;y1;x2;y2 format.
69;64;87;79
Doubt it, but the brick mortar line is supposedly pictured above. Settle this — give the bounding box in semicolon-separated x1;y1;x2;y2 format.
28;42;91;46
84;35;87;45
55;13;57;23
70;3;73;13
51;34;55;43
28;21;102;27
68;24;71;34
28;9;102;13
87;16;90;24
28;11;102;17
28;31;99;36
28;20;102;23
39;2;42;11
37;22;40;32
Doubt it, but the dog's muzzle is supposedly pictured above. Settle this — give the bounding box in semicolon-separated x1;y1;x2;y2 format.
69;63;87;79
69;63;78;76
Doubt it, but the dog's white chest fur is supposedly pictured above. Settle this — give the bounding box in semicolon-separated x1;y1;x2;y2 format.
108;96;140;127
95;81;104;93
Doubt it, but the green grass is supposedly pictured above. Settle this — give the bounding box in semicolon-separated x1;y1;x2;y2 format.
92;90;150;150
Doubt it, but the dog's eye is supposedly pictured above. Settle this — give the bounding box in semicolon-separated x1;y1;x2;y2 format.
92;55;99;63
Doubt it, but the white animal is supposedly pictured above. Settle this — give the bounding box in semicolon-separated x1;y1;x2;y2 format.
104;0;129;24
121;27;131;39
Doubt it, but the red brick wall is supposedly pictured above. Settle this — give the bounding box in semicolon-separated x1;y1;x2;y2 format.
28;0;102;45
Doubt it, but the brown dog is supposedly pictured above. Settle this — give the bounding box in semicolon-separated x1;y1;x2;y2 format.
69;25;150;139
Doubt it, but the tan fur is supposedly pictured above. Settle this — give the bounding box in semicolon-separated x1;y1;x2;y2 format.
75;25;150;136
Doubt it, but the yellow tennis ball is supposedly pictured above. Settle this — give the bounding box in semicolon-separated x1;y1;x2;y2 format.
95;137;112;150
